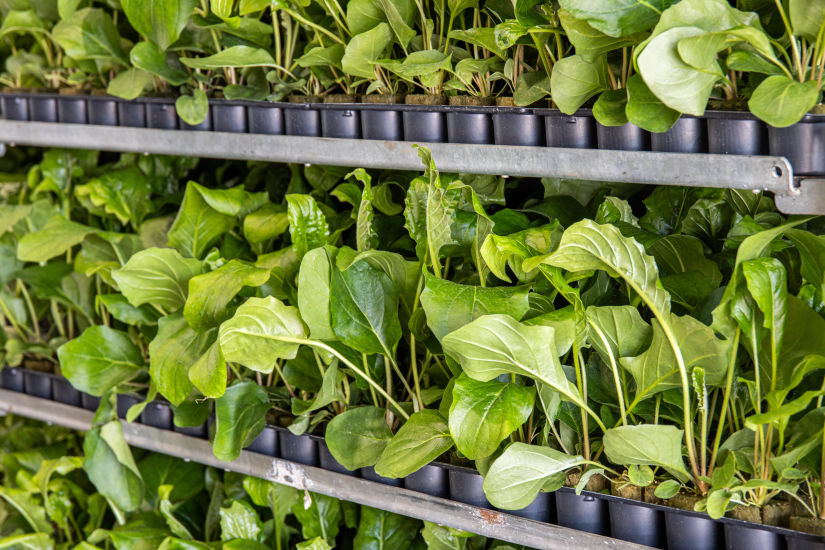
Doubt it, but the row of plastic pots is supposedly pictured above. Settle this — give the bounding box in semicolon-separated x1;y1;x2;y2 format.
1;92;824;176
1;366;823;550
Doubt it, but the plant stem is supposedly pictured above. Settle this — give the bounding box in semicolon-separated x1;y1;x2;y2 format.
709;329;740;472
587;318;627;425
572;343;590;459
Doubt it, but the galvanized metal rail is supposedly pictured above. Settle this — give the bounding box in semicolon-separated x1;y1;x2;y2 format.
0;119;817;215
0;389;652;550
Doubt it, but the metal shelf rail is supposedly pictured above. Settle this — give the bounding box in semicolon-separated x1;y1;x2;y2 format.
0;389;651;550
0;119;819;215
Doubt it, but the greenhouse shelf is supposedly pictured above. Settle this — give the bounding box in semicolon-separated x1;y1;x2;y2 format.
0;389;652;550
0;119;820;215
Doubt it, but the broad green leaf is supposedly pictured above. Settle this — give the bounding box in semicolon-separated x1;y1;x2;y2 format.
558;9;640;62
149;314;214;406
749;75;820;127
218;296;307;373
325;406;392;470
525;219;671;318
106;68;154;100
187;343;224;400
788;229;825;297
620;313;730;398
184;260;270;330
291;364;340;415
292;493;342;542
648;234;722;286
297;247;336;341
57;326;144;396
112;247;203;312
220;500;262;542
130;42;188;86
243;204;289;244
603;424;689;478
593;88;628;126
17;215;96;262
790;0;825;42
342;23;393;78
330;260;401;355
168;182;238;259
353;506;419;550
138;453;204;503
74;167;153;227
483;443;587;509
636;26;723;116
585;305;651;363
0;487;51;533
449;28;506;59
742;257;786;363
287;194;329;259
549;54;609;114
558;0;678;37
374;410;453;478
442;315;587;411
449;374;534;460
420;274;530;341
84;420;144;512
181;46;278;69
373;0;415;50
176;90;209;126
122;0;197;50
625;73;680;133
0;533;53;549
52;8;128;64
296;44;345;69
213;381;270;461
297;538;333;550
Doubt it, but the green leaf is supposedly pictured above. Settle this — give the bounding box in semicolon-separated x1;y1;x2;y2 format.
790;0;825;41
549;54;609;114
749;75;820;127
122;0;197;50
293;493;342;543
325;406;392;470
287;194;329;259
168;182;239;259
353;506;420;550
654;479;681;499
525;219;671;318
374;410;453;478
184;260;270;331
149;314;214;406
296;44;345;69
297;538;333;550
130;42;188;86
330;260;401;356
603;424;689;478
220;500;262;542
443;315;587;412
188;341;226;398
213;381;270;461
84;420;144;512
113;247;203;312
558;0;679;37
53;8;128;65
625;73;680;133
620;313;730;398
742;257;787;359
218;296;307;373
17;214;96;262
75;167;154;227
0;487;52;533
297;247;336;341
342;23;393;78
138;453;204;503
420;274;531;341
636;26;723;116
176;90;209;126
181;46;278;69
291;363;340;415
107;68;154;100
593;88;628;126
57;326;144;396
243;204;289;244
483;443;587;509
558;9;640;62
585;305;652;363
449;374;534;460
788;229;825;297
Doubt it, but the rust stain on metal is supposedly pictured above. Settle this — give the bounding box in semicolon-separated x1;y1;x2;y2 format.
478;508;505;525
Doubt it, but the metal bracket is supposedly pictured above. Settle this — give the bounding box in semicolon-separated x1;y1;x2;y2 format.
0;119;818;214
